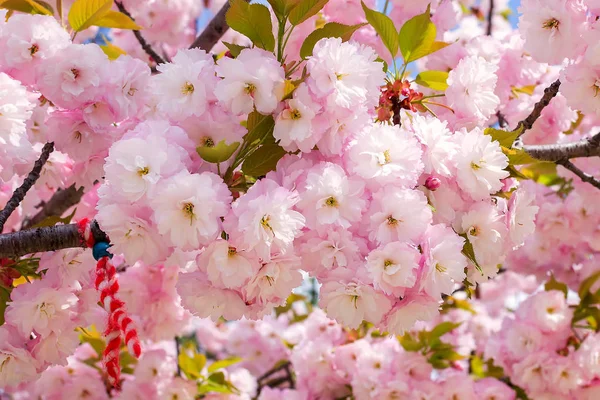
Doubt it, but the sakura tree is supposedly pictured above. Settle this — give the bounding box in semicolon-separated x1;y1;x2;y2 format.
0;0;600;398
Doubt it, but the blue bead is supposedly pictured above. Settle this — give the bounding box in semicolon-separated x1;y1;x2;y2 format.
92;242;113;261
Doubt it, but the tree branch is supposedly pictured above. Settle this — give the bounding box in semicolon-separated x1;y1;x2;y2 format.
0;220;107;259
486;0;494;36
522;132;600;162
115;1;166;65
515;79;561;139
0;142;54;233
189;0;247;52
557;160;600;189
496;111;508;129
22;184;85;229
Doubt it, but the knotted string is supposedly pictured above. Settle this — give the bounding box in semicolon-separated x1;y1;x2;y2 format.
77;218;141;389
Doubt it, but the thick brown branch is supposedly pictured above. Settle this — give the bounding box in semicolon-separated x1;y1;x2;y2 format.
115;1;166;65
22;184;85;229
486;0;494;36
515;79;561;139
190;1;237;52
557;160;600;190
0;220;107;259
0;224;83;258
523;132;600;162
0;142;54;233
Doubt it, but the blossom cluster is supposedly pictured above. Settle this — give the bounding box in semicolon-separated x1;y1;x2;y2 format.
6;0;600;395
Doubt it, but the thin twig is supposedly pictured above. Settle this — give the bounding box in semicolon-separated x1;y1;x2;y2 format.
175;337;182;377
557;160;600;189
486;0;494;36
255;361;294;397
496;111;508;129
22;184;84;229
514;79;561;140
0;142;54;233
523;132;600;162
189;0;249;52
115;1;166;65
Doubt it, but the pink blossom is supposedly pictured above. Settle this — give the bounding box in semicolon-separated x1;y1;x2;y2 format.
151;170;231;250
366;186;432;244
215;48;285;115
153;48;218;121
519;0;588;64
366;242;420;296
455;128;509;200
420;224;468;298
347;123;424;188
296;162;366;232
446;56;500;124
319;281;392;328
37;43;109;109
307;38;384;110
224;178;305;261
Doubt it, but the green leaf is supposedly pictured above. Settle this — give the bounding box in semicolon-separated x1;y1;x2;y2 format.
484;127;520;148
579;271;600;299
244;112;275;145
93;9;142;29
399;333;423;352
226;0;275;52
208;357;243;373
78;327;106;357
430;322;461;340
0;287;10;326
461;236;482;273
100;41;127;60
545;274;568;299
415;70;449;91
299;22;366;59
30;207;77;229
502;146;538;166
361;1;398;59
197;140;240;163
178;351;206;380
267;0;300;18
0;0;53;15
222;41;247;58
242;144;287;177
68;0;113;32
288;0;328;26
398;4;436;63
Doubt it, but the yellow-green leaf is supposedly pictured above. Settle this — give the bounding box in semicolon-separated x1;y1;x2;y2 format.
288;0;328;26
178;351;206;380
94;9;142;30
579;271;600;300
242;144;287;177
502;146;538;166
1;0;53;15
484;127;519;148
100;41;126;60
299;22;366;59
398;4;436;63
361;1;398;59
207;357;242;373
197;140;240;163
545;274;568;298
68;0;113;32
222;41;247;58
226;0;275;52
415;70;449;91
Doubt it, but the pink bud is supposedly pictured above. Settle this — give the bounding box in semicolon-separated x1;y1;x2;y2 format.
425;176;441;191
